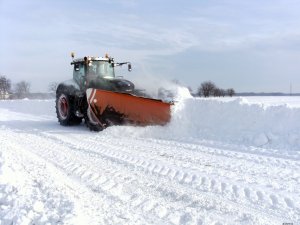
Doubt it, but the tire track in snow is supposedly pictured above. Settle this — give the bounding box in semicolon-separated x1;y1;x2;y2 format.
158;137;300;161
40;131;300;223
6;129;298;224
90;135;300;194
129;137;300;171
1;130;189;225
45;131;300;187
45;132;300;201
0;138;75;224
0;131;156;225
5;133;240;224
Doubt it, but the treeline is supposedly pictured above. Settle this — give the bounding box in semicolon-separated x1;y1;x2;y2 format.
0;74;59;100
2;73;236;100
194;81;235;97
0;75;32;99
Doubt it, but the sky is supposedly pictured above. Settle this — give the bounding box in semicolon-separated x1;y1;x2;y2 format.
1;0;300;93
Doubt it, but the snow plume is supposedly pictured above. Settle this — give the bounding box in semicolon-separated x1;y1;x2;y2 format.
130;75;192;101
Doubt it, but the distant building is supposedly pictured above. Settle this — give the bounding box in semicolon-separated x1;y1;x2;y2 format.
0;90;10;99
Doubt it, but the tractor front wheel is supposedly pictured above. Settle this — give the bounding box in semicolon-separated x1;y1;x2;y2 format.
84;106;104;131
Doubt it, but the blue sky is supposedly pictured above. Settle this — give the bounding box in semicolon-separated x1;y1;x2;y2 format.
1;0;300;93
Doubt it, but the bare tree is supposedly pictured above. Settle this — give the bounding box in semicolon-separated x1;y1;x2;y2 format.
0;76;11;99
198;81;216;97
15;81;30;98
213;88;222;97
213;88;226;97
220;88;226;97
227;88;235;97
48;82;59;93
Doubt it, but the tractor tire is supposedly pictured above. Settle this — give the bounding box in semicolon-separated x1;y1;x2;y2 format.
56;92;82;126
84;106;104;132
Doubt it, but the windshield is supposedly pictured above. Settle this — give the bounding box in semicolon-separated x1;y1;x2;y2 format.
88;61;115;78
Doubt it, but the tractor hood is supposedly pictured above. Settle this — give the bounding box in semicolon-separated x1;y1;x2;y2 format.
86;76;134;93
108;78;135;93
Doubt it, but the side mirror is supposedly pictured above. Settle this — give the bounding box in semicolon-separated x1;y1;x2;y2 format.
128;63;132;72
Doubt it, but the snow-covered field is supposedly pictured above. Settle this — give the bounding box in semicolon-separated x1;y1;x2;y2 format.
0;95;300;225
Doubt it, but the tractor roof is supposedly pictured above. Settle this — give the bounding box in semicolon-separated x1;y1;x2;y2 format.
71;56;109;64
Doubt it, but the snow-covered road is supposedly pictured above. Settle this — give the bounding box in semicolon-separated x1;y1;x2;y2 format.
0;97;300;225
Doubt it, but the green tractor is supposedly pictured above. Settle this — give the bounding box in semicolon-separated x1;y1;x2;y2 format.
56;53;172;131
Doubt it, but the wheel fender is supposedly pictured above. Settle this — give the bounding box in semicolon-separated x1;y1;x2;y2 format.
56;79;81;96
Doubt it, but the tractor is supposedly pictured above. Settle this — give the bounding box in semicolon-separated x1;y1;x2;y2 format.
56;53;172;131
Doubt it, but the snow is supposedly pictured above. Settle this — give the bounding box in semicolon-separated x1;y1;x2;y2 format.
0;95;300;225
168;97;300;150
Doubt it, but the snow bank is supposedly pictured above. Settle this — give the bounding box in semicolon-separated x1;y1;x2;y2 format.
166;97;300;150
108;96;300;151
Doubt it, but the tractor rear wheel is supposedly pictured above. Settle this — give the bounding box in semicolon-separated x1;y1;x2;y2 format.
56;92;82;126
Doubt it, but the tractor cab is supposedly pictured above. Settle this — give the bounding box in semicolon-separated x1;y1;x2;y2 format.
71;54;133;92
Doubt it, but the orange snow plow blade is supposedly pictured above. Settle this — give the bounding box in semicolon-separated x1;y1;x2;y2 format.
86;88;172;126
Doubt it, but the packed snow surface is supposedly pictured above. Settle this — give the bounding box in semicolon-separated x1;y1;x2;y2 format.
0;95;300;225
